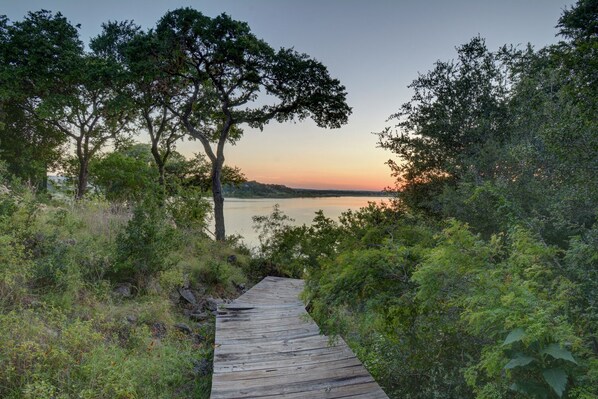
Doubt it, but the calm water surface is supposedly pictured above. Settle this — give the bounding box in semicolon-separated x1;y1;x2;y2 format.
220;196;389;248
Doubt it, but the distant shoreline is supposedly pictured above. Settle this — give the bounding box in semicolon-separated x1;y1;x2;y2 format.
223;180;392;199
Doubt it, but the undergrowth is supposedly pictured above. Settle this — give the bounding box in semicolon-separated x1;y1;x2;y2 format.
0;175;248;399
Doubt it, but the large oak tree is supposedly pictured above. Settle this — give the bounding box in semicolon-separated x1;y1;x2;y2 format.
152;9;351;240
0;11;81;187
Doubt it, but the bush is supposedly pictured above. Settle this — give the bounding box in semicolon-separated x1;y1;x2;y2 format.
299;217;598;398
0;306;210;399
167;186;212;231
113;200;181;288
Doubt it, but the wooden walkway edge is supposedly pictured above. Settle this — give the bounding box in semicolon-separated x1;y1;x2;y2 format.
211;276;389;398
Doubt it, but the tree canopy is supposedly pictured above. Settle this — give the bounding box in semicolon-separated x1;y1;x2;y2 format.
151;8;351;239
0;10;82;187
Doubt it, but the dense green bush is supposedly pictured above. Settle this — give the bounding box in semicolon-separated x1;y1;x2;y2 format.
167;186;212;231
114;199;181;288
295;215;597;398
89;144;159;203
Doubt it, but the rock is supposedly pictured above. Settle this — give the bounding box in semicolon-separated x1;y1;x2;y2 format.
126;315;137;324
146;279;162;295
174;322;193;335
189;312;209;321
113;283;133;298
194;284;207;296
192;358;212;377
203;297;222;312
178;287;197;305
151;322;167;338
233;281;246;292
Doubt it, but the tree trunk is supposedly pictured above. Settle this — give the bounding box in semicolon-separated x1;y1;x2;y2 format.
74;138;89;199
147;141;168;205
151;144;166;186
212;157;225;241
76;157;89;199
158;164;165;186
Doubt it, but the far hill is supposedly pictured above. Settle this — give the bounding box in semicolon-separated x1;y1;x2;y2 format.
223;180;389;198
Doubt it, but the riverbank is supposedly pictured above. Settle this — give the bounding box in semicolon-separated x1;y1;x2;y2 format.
223;180;391;199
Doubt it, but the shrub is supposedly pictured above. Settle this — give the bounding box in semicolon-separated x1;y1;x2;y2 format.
167;186;212;231
114;200;181;288
0;307;210;399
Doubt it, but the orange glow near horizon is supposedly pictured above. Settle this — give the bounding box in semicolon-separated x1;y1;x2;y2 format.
245;170;395;191
176;118;398;192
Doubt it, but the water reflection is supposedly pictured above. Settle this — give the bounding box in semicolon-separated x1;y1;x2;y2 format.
218;196;390;248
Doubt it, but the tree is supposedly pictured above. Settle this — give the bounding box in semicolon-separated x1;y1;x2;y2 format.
0;11;82;187
378;37;512;214
556;0;598;42
0;102;64;188
90;145;246;202
171;153;246;193
34;53;132;198
91;22;184;189
0;11;132;198
153;9;351;240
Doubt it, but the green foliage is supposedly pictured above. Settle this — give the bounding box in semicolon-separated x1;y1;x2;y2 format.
0;234;32;308
0;170;247;399
173;153;247;194
292;211;597;398
114;200;181;288
90;143;158;202
378;36;512;214
378;2;597;245
195;260;232;286
252;204;304;277
0;305;209;399
167;185;212;231
252;205;347;278
413;222;585;398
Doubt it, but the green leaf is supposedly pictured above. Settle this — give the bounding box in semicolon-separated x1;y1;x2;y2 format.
541;343;578;364
542;368;568;397
503;328;525;345
504;355;536;369
510;381;551;397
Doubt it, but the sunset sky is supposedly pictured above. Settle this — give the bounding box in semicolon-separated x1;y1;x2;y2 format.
4;0;574;190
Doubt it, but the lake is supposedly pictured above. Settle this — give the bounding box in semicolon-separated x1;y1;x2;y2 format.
218;196;390;248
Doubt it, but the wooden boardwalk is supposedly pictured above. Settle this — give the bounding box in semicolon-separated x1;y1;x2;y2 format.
211;276;389;398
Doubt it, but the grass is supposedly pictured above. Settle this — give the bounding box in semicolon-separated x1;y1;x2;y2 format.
0;184;251;399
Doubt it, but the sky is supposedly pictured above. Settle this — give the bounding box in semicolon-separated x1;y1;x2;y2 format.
2;0;575;190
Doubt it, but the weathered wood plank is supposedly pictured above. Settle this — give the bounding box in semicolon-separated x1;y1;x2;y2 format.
210;276;389;398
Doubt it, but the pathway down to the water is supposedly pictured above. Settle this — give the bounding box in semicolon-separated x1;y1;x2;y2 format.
211;276;389;398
